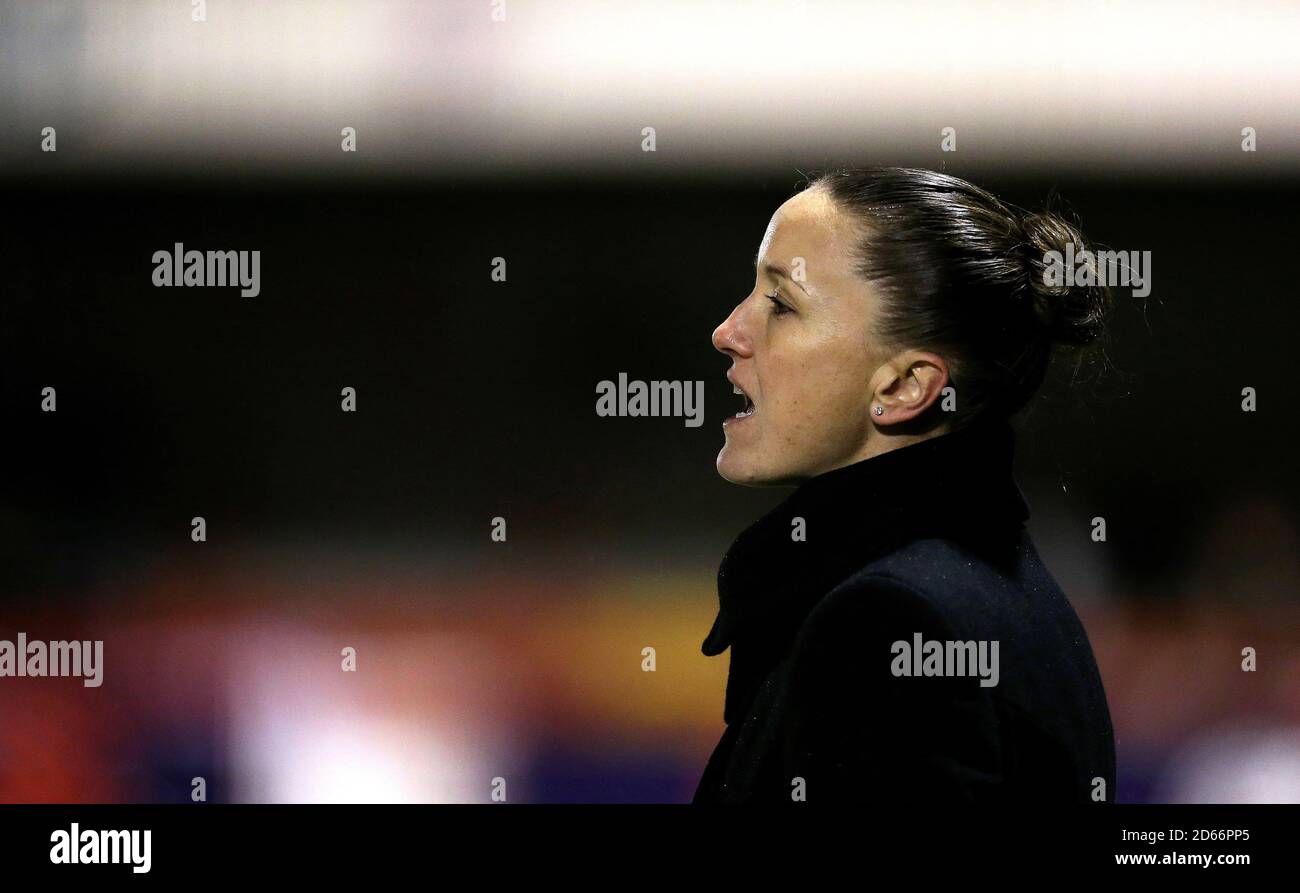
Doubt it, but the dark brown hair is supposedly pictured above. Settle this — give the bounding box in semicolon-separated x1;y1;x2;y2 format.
809;167;1113;428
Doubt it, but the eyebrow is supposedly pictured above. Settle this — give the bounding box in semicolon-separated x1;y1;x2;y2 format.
754;257;813;297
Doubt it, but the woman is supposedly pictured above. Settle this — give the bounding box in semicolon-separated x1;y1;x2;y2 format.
693;168;1116;804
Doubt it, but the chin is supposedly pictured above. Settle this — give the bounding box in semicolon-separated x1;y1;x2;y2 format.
716;446;787;488
716;448;760;486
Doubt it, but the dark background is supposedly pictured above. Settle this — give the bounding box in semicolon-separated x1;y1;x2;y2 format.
4;175;1295;583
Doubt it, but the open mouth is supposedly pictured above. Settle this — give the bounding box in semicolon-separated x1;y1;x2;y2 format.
732;383;755;419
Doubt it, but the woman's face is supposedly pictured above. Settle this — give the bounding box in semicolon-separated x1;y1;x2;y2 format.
712;186;888;486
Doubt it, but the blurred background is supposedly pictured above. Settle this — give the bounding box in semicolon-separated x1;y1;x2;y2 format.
0;0;1297;803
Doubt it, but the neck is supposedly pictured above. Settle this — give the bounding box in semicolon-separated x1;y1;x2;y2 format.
842;421;953;467
799;420;954;482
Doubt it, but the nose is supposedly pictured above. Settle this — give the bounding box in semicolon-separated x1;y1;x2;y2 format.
712;301;752;358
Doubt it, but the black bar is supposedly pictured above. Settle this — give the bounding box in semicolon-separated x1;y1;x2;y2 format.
0;804;1287;879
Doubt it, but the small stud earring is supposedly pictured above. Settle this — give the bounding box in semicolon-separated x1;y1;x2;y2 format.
873;405;884;416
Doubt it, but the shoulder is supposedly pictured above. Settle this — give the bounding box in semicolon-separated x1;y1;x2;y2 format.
822;534;1033;637
786;571;967;698
796;570;956;650
779;569;1004;799
785;555;1009;707
794;540;990;657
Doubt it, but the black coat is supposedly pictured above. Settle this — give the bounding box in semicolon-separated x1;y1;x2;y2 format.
693;420;1116;803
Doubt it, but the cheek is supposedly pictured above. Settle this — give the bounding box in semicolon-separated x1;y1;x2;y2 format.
767;337;870;432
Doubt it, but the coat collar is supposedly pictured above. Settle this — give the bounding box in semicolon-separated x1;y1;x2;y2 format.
701;418;1030;724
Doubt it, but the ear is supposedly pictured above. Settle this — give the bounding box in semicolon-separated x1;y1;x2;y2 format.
870;350;950;425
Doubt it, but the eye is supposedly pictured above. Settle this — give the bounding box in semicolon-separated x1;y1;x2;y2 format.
766;292;792;316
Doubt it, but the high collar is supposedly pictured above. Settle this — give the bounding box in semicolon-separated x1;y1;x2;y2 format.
701;419;1030;724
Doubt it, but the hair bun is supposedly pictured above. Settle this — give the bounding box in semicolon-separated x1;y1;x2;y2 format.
1019;211;1113;346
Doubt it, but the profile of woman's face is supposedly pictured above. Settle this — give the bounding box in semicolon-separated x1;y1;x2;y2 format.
712;186;887;486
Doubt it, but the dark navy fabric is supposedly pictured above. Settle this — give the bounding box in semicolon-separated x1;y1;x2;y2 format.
693;419;1116;803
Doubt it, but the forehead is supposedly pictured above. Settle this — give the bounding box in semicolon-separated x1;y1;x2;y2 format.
757;187;859;275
